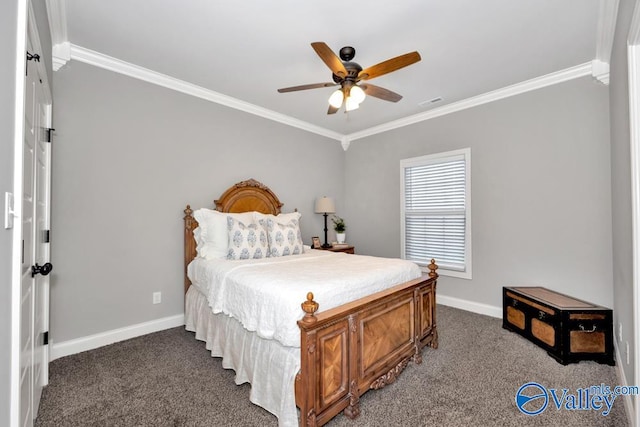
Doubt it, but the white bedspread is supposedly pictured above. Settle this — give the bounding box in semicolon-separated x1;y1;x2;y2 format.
187;250;422;348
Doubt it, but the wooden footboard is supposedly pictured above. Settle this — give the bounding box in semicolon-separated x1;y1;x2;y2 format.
295;261;438;427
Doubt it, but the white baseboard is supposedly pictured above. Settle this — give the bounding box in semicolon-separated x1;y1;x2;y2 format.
49;313;185;361
613;339;636;427
437;294;503;318
47;296;497;361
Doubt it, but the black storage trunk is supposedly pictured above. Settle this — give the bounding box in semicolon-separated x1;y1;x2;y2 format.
502;286;614;366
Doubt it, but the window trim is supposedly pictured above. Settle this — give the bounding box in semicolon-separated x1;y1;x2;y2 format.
400;148;472;279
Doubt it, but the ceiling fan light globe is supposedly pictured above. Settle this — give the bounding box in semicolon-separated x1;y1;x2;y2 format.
350;85;366;104
328;90;344;108
345;97;360;111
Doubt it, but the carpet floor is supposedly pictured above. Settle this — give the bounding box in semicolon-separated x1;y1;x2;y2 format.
35;305;628;426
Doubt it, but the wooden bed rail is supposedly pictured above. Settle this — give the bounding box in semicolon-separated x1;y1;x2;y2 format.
296;261;438;426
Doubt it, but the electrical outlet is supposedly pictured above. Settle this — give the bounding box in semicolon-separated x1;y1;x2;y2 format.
153;292;161;304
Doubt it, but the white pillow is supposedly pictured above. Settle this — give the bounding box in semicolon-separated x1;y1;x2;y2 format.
265;218;304;257
254;211;302;225
193;209;254;260
227;217;268;260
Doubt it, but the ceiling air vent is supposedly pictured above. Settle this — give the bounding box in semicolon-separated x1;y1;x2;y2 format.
419;97;443;107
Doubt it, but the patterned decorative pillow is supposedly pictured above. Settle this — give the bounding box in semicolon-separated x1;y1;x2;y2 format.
226;217;268;260
264;218;304;257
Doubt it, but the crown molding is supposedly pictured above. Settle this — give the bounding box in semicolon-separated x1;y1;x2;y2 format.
340;136;351;151
48;1;614;148
592;59;610;85
45;0;69;70
592;0;619;85
45;0;67;44
345;62;593;143
629;0;640;45
52;41;70;71
68;44;344;142
66;44;593;149
596;0;620;62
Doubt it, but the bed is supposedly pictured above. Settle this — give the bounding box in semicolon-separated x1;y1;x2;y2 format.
183;178;438;426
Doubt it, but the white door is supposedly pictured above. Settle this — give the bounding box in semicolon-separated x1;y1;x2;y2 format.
19;10;52;427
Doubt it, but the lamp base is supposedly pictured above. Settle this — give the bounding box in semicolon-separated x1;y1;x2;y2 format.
321;212;332;249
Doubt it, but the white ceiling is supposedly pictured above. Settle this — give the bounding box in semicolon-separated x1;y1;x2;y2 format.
53;0;606;139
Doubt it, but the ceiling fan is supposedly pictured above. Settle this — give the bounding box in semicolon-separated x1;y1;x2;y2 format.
277;42;421;114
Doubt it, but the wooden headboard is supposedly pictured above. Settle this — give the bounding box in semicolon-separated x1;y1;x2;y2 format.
183;178;284;293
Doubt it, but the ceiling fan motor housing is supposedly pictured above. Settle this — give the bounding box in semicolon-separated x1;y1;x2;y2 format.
332;61;362;83
330;46;361;84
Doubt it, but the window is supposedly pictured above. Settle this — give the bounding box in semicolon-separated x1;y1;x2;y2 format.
400;148;471;279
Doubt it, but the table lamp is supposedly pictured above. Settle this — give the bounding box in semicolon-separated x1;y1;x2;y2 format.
315;196;335;248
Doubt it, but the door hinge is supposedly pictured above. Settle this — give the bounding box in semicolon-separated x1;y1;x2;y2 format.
44;229;50;243
43;331;49;346
26;52;41;62
26;51;40;76
45;128;55;143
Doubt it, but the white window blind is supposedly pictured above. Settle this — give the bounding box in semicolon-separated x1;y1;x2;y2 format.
401;149;471;278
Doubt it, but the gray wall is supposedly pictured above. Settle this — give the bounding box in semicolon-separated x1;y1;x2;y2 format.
50;61;345;343
1;1;635;424
345;77;613;310
610;0;636;392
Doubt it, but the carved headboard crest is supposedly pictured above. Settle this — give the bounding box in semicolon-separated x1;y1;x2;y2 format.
214;178;283;215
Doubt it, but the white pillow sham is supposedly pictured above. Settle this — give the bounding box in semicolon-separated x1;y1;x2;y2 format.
254;211;302;225
193;208;254;260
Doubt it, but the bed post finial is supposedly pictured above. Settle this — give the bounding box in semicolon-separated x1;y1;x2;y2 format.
184;205;194;223
428;259;438;278
301;292;319;324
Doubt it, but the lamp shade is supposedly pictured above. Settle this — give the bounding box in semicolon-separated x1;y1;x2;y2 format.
328;90;344;108
345;97;360;112
315;196;336;214
349;85;366;104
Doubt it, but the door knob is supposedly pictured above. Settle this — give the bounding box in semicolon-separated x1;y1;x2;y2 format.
31;262;52;277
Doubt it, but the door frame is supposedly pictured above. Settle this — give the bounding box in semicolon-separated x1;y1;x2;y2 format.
10;0;52;425
10;0;29;424
629;1;640;426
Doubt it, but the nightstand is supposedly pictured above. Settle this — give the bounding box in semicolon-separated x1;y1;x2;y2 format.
320;245;355;254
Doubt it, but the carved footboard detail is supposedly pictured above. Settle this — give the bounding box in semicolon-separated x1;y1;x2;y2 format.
296;261;438;427
370;357;410;390
343;380;360;419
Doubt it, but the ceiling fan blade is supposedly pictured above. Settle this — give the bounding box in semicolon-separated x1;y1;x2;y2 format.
358;51;421;80
277;82;337;93
311;42;347;78
327;104;339;114
361;84;403;102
